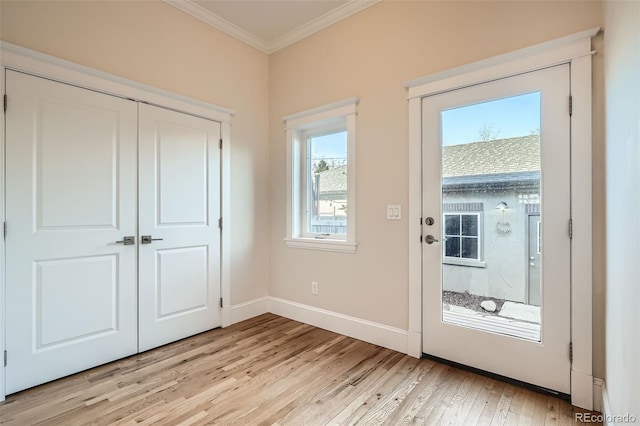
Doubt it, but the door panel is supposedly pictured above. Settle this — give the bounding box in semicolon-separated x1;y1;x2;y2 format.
138;104;221;352
421;65;571;393
5;71;138;393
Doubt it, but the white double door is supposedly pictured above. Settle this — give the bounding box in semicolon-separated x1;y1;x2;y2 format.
5;70;221;394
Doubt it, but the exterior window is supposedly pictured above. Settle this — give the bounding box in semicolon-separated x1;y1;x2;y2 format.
303;129;348;237
443;213;481;261
283;98;358;253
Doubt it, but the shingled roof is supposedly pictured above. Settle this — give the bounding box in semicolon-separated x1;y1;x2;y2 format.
316;165;347;199
443;135;540;177
314;135;540;198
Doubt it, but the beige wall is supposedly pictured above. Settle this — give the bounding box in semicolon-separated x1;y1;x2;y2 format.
603;0;640;419
269;0;604;375
1;0;610;385
0;0;271;305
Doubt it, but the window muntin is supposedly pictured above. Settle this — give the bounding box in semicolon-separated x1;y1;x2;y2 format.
443;213;481;261
303;129;348;238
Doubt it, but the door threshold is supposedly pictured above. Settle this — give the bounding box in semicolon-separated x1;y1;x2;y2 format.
421;352;570;401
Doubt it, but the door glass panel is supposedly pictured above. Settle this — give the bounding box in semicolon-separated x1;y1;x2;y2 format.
440;92;541;341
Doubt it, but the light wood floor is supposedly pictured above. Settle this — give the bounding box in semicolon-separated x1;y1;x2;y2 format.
0;314;598;425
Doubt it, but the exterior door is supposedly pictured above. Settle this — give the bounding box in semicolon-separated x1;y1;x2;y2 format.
528;214;542;306
421;64;571;393
5;70;138;393
138;103;221;352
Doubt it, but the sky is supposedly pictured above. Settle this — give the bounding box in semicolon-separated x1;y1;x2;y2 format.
310;131;347;161
441;91;541;146
310;91;541;159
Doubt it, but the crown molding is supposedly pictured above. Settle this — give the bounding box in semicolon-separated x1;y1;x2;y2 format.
164;0;381;55
268;0;381;53
165;0;270;53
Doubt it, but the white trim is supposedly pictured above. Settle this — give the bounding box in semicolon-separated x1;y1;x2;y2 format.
164;1;381;54
1;43;233;400
268;1;381;54
0;42;234;123
593;377;605;413
407;29;598;408
572;369;595;410
230;297;270;325
285;238;357;254
283;97;359;128
600;380;613;424
0;59;5;403
405;27;600;100
569;51;595;410
164;0;270;54
220;122;232;328
407;97;422;359
268;297;408;354
284;98;358;253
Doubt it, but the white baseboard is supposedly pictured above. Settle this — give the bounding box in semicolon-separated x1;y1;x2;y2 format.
593;377;604;413
230;296;270;325
268;297;408;354
593;378;615;426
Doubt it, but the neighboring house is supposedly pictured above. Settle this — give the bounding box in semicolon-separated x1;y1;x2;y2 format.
311;165;347;234
442;135;541;305
311;136;542;305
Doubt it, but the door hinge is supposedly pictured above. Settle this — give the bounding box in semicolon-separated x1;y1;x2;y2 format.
3;222;6;240
569;95;573;116
3;94;7;113
219;138;223;150
4;350;7;367
218;218;222;230
420;217;423;225
219;297;223;308
569;342;573;363
569;218;573;239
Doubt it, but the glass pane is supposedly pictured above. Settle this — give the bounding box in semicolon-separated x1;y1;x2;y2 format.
440;92;541;341
308;131;347;236
461;215;478;236
445;237;460;258
444;215;460;236
461;237;478;259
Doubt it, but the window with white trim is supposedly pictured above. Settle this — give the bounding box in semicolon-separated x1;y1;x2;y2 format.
283;98;358;253
444;213;480;259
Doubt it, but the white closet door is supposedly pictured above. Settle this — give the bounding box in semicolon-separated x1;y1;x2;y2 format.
5;71;138;393
138;103;221;352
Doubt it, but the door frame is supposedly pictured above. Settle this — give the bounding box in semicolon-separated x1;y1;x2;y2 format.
405;28;599;410
0;42;234;401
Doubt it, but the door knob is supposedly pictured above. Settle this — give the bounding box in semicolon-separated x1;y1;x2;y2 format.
425;235;439;244
141;235;164;244
115;236;135;245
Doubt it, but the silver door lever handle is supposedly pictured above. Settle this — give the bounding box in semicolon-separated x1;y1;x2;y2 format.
115;236;135;245
141;235;164;244
425;235;439;244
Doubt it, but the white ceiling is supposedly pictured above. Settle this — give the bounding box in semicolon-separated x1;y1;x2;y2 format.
165;0;380;54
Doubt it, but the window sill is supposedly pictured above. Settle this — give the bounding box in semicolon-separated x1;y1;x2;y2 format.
285;237;357;254
443;258;486;268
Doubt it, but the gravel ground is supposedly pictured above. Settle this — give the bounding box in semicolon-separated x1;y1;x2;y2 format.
442;290;506;316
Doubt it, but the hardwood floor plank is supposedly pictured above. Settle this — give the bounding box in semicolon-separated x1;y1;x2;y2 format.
0;314;599;426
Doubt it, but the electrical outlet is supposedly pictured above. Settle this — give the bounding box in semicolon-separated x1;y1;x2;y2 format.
311;281;319;295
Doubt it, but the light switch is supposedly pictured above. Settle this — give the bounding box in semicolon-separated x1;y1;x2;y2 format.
387;204;401;220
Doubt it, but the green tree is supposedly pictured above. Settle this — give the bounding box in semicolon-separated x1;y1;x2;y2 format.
314;159;330;174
